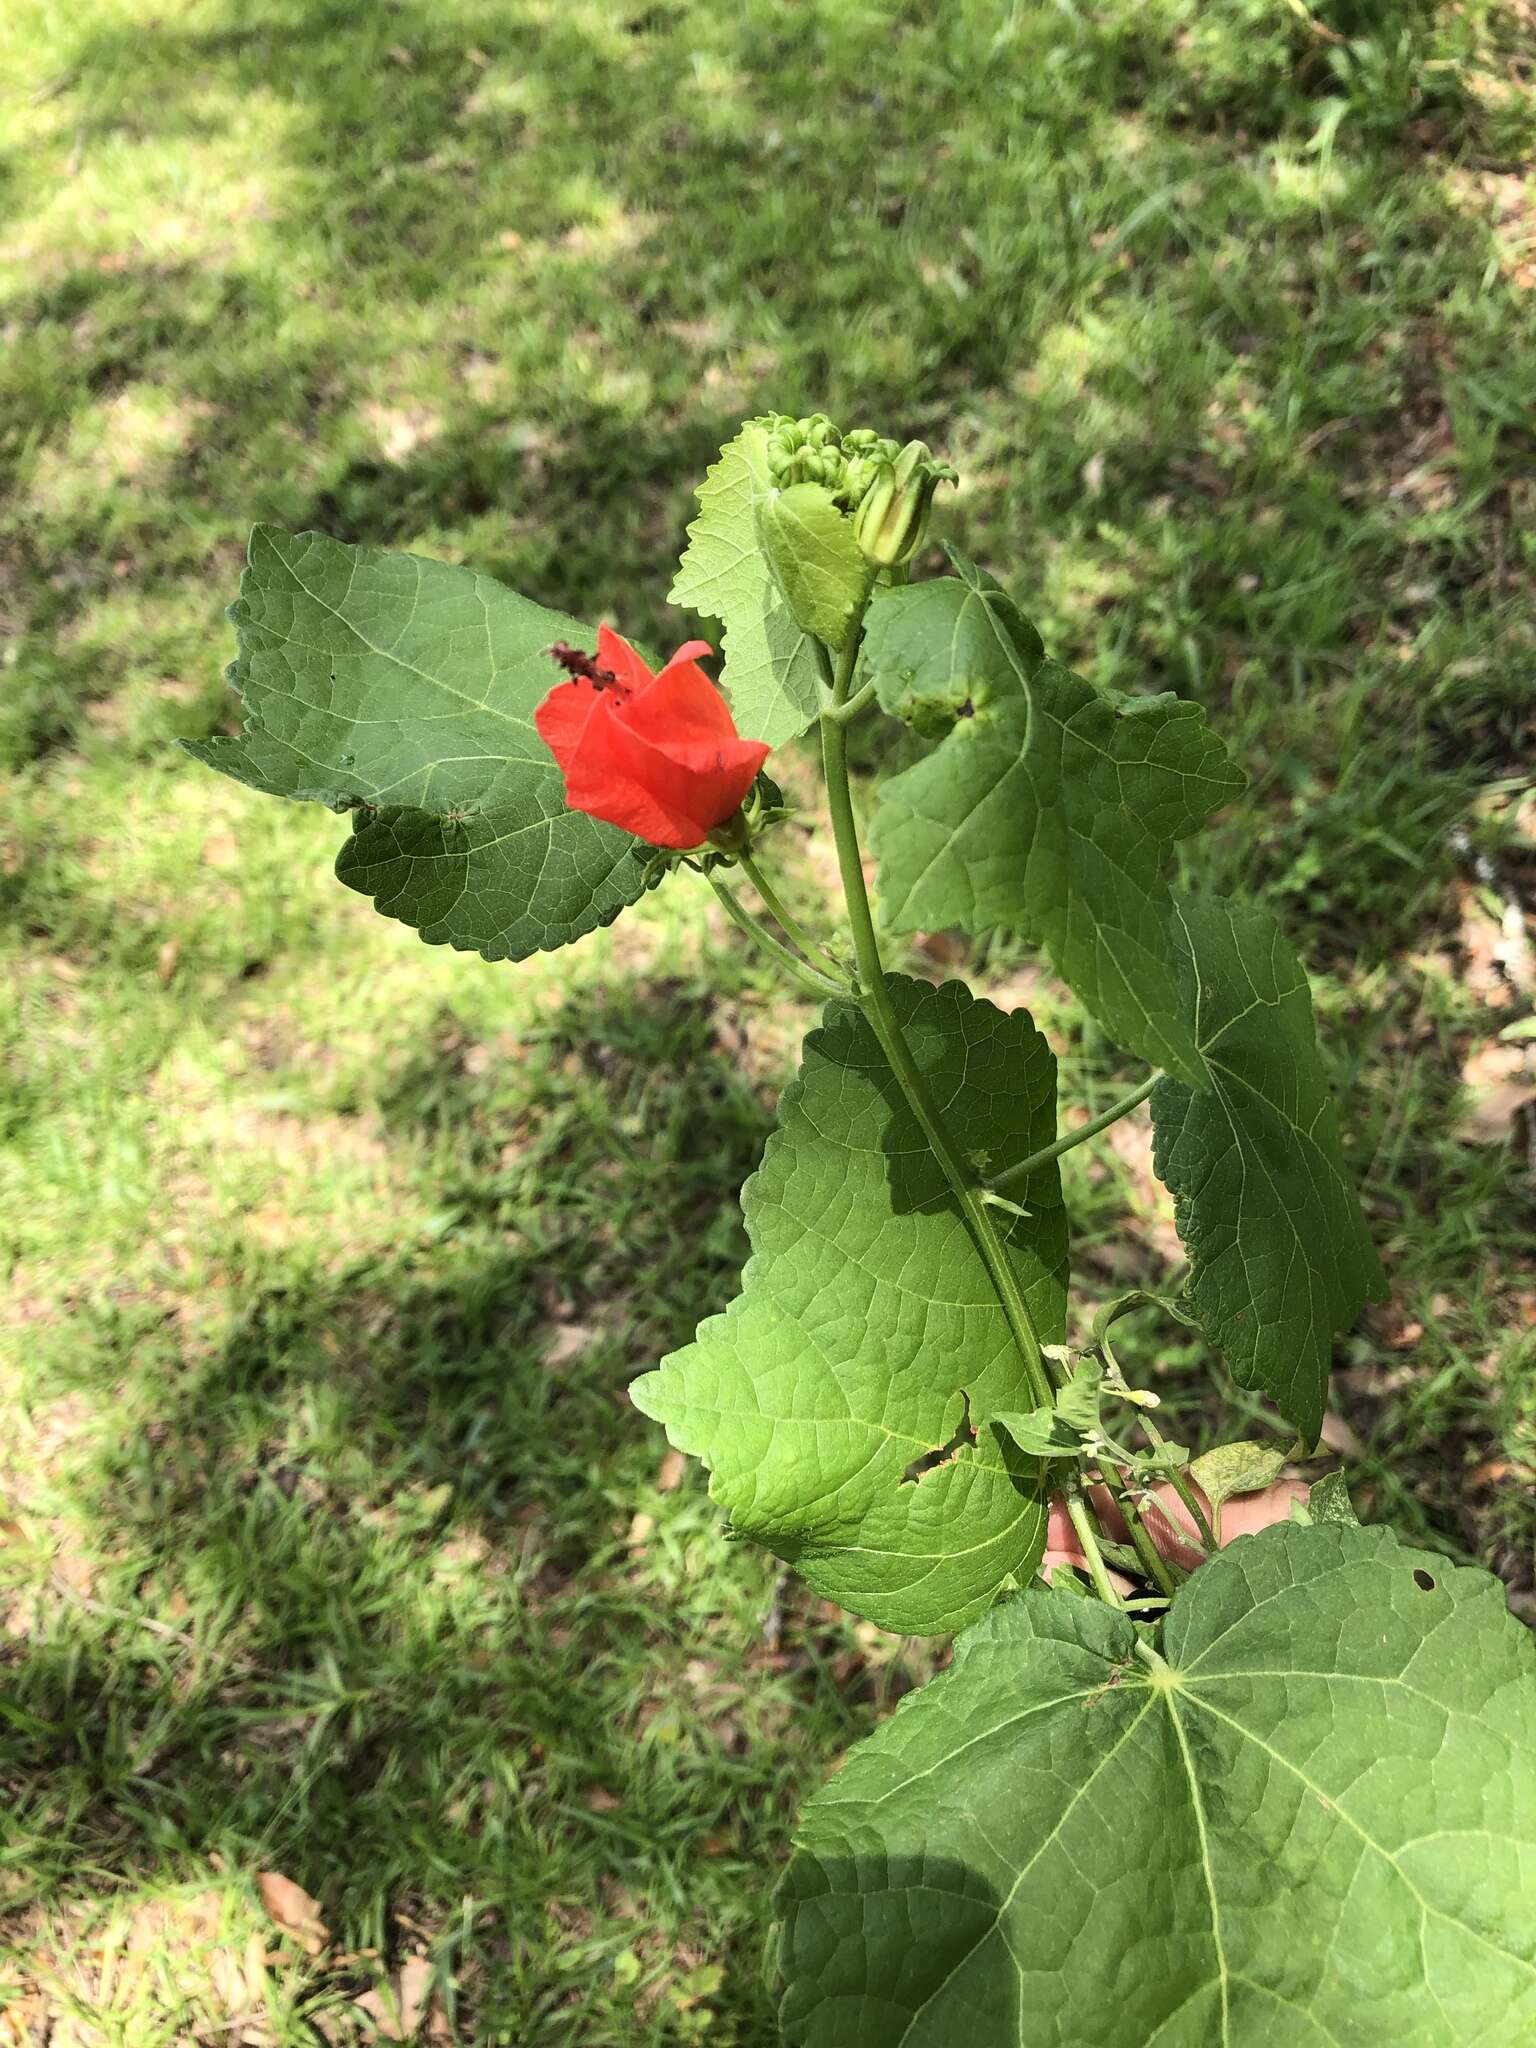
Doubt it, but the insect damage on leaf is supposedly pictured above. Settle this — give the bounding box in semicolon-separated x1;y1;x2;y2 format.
902;1390;978;1485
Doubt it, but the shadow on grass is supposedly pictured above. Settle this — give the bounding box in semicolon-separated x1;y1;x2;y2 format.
8;0;1523;960
0;980;882;2034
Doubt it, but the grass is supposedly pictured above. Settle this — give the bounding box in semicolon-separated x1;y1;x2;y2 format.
1;0;1533;2039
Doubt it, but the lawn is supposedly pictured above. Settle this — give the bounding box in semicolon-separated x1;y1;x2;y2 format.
1;0;1533;2040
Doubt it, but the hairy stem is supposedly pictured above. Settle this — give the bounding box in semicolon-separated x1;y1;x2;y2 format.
821;677;878;724
814;621;1137;1607
736;848;846;981
1062;1485;1125;1608
819;630;1054;1414
704;872;846;1001
991;1074;1159;1194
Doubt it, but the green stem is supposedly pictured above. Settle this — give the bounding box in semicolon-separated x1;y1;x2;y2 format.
821;677;879;725
815;615;1135;1610
1139;1411;1218;1552
992;1074;1159;1194
736;848;847;981
1098;1464;1181;1596
1063;1485;1125;1608
704;872;845;1001
819;631;1053;1415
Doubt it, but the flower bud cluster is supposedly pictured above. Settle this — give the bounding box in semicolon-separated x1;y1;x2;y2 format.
761;412;957;573
763;414;901;513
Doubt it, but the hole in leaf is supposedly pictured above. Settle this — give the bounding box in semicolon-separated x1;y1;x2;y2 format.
1412;1569;1436;1592
903;1391;976;1485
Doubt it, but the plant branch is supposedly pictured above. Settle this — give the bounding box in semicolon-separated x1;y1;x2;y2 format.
991;1074;1159;1194
1096;1466;1181;1597
704;871;845;1001
1138;1411;1218;1553
821;677;878;725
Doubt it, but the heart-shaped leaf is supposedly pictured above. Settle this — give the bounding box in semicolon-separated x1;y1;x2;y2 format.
633;976;1067;1635
186;528;650;960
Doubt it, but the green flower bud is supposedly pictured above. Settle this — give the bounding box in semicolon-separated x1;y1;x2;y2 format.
852;440;957;568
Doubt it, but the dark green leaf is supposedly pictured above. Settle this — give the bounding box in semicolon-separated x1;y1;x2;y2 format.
781;1524;1536;2046
633;977;1067;1635
866;556;1245;1086
186;528;650;960
1152;891;1386;1440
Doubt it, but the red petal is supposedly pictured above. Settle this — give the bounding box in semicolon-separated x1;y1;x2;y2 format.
632;650;741;746
536;677;708;847
596;624;654;694
604;715;768;837
534;678;608;777
536;636;767;849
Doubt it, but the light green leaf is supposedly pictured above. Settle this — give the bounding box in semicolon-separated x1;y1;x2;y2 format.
991;1406;1082;1459
780;1523;1536;2047
995;1358;1106;1460
1307;1469;1360;1525
1152;891;1386;1441
185;527;650;960
867;556;1245;1087
1188;1439;1290;1510
669;423;826;747
1055;1357;1104;1436
632;976;1067;1635
756;481;873;650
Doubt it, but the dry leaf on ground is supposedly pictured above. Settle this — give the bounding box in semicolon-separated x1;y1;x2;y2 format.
356;1954;437;2041
256;1871;328;1956
1455;1042;1535;1146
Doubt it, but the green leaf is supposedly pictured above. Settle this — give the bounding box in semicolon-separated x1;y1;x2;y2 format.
991;1406;1082;1459
1152;891;1386;1441
866;556;1245;1087
669;423;826;748
1055;1356;1104;1436
632;976;1068;1635
756;481;873;650
185;527;650;961
780;1523;1536;2046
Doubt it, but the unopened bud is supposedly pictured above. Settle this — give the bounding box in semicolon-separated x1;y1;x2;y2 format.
853;440;957;568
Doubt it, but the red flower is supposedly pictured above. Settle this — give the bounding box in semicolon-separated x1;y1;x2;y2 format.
535;626;769;850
